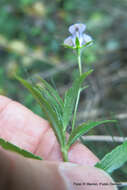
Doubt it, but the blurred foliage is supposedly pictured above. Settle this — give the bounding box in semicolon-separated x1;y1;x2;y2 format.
0;0;127;186
1;0;126;104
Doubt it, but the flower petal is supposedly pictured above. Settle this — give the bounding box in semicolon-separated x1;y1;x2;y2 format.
64;36;74;47
69;23;86;34
82;34;92;46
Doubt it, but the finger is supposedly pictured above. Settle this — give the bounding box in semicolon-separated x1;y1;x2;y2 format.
34;128;99;165
0;95;49;152
0;96;98;165
0;149;117;190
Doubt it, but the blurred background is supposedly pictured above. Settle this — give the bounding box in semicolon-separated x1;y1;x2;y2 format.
0;0;127;187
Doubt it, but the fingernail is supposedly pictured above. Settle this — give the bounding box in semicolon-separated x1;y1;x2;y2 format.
58;163;118;190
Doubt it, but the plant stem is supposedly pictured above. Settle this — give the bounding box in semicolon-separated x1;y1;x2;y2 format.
71;48;82;131
77;48;82;75
72;88;81;131
61;147;68;162
62;49;82;161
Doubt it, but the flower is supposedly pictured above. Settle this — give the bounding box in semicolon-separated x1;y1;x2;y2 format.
64;23;92;49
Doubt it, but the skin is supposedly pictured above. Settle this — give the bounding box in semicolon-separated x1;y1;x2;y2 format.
0;95;117;190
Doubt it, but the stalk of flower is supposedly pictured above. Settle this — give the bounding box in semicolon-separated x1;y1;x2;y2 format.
64;23;93;132
64;23;92;74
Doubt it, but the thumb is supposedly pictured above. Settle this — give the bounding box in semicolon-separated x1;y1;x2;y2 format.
0;149;117;190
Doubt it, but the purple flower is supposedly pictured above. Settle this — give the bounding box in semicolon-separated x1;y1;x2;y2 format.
64;23;92;48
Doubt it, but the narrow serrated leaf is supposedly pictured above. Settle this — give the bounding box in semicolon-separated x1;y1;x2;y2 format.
16;76;65;147
62;70;93;130
67;120;116;150
36;85;63;123
37;76;64;108
95;140;127;174
0;138;42;160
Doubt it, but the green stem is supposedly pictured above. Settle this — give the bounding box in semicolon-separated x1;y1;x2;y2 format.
77;48;82;75
61;147;68;162
72;88;81;131
71;48;82;131
62;49;82;161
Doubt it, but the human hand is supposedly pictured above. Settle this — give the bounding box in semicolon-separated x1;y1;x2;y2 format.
0;96;116;190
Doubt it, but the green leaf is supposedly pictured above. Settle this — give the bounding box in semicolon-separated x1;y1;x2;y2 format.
95;140;127;174
82;40;94;48
36;84;63;123
37;76;64;109
63;44;75;49
62;70;93;131
67;120;116;150
80;85;89;92
0;138;42;160
16;76;65;147
36;77;64;122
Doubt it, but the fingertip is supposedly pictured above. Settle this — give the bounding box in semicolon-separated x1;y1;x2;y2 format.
58;163;117;190
0;149;117;190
